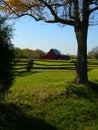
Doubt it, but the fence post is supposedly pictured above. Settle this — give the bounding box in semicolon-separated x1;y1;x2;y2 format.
74;62;77;71
26;60;33;72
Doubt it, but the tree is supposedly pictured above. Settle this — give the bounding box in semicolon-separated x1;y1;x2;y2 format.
88;46;98;59
14;47;46;59
0;15;15;99
1;0;98;83
14;47;24;59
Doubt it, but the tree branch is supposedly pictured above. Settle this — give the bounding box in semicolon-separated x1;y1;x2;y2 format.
89;6;98;14
42;0;59;20
40;1;74;26
44;18;74;26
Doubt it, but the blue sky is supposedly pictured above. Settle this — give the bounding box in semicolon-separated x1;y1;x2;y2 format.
12;16;98;55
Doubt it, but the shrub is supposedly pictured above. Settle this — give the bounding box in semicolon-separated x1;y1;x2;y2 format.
0;16;15;99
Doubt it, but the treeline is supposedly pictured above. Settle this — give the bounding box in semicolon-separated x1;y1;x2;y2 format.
14;47;46;59
88;46;98;59
14;46;98;60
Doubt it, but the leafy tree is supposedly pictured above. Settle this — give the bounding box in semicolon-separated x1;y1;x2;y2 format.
88;46;98;59
14;47;46;59
1;0;98;83
0;15;15;98
34;49;46;59
14;47;24;59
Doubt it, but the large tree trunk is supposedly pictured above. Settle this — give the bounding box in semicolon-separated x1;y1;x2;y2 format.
73;23;88;83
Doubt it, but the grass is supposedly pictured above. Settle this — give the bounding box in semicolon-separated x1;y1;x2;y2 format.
1;60;98;130
6;70;75;103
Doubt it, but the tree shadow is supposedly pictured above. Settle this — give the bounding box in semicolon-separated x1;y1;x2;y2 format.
87;81;98;94
65;81;98;100
0;102;57;130
14;70;43;77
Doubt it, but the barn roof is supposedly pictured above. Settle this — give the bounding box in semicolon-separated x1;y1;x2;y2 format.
51;49;61;56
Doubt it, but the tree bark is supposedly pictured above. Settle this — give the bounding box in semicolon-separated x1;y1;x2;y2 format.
73;23;88;83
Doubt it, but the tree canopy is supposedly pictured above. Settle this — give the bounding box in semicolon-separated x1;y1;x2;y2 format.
14;47;46;59
1;0;98;25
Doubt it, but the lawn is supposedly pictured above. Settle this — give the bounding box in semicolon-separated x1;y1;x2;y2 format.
0;60;98;130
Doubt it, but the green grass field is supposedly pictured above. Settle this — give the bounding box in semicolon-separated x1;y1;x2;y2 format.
1;59;98;130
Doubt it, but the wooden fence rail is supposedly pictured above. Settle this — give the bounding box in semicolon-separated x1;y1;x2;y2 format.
13;59;98;75
13;59;75;74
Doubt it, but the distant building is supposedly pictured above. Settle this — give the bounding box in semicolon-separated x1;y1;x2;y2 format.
41;49;70;60
60;54;70;60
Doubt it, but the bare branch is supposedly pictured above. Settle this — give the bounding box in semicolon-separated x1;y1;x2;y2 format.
89;6;98;14
41;0;59;20
44;18;74;26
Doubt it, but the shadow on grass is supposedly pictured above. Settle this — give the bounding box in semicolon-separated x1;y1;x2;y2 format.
87;81;98;94
14;70;43;77
0;102;57;130
65;81;98;100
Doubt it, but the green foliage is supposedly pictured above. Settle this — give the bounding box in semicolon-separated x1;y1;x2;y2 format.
14;48;46;59
14;47;24;59
0;15;15;98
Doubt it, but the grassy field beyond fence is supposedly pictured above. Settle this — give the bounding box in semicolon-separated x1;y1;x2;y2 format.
1;59;98;130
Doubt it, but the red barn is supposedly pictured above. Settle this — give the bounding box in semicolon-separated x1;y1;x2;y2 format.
41;49;60;60
41;49;70;60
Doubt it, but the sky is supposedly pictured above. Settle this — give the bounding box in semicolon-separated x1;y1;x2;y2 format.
12;16;98;55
